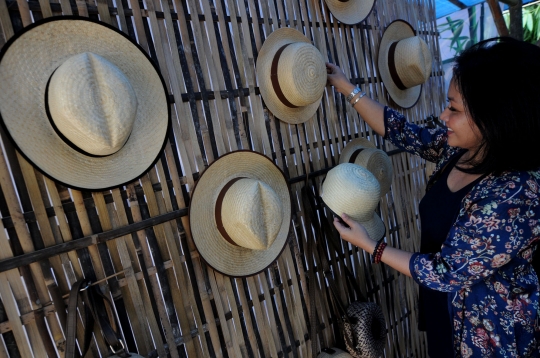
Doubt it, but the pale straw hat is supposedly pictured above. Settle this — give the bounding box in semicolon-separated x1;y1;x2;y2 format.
189;151;292;277
0;17;169;190
325;0;376;25
321;163;385;241
318;347;353;358
256;28;326;124
378;20;433;109
339;138;393;196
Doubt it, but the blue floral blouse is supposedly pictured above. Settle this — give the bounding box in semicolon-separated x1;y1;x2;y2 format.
383;107;540;357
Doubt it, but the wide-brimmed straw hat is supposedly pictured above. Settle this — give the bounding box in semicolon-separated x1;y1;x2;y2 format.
189;151;292;277
321;163;385;241
339;138;393;196
325;0;376;25
378;20;432;108
0;17;169;190
256;28;326;124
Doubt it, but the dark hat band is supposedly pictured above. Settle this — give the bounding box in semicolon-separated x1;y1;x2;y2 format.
270;43;299;108
348;148;365;164
388;41;407;91
214;177;248;247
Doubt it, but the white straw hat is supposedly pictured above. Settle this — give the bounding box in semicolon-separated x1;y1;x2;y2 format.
189;151;292;277
318;347;353;358
339;138;393;196
378;20;432;108
256;28;326;124
321;163;385;241
325;0;376;25
0;17;169;190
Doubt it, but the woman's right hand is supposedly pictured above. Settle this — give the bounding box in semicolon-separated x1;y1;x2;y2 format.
326;62;355;95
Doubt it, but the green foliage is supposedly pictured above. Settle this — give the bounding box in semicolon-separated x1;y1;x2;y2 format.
503;3;540;44
439;17;472;63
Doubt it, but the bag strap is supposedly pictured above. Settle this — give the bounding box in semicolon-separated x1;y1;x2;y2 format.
66;279;131;358
302;181;359;356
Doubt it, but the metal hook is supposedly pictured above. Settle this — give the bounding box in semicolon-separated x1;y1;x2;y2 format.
79;281;92;292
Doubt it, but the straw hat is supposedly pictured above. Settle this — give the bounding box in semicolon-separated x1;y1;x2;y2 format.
0;17;169;190
189;151;292;277
318;347;353;358
321;163;385;241
325;0;376;25
378;20;432;109
339;138;393;196
256;28;326;124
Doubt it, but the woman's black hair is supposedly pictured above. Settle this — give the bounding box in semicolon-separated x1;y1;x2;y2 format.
452;37;540;174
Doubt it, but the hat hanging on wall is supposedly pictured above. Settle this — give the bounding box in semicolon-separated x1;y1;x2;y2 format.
256;28;326;124
325;0;376;25
339;138;393;196
378;19;433;109
189;150;292;277
321;163;386;241
0;16;170;191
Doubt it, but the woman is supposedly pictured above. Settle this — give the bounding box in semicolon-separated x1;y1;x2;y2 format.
327;37;540;357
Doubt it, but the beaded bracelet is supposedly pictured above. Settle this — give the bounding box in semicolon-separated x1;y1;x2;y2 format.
350;91;366;106
345;87;362;102
372;239;387;264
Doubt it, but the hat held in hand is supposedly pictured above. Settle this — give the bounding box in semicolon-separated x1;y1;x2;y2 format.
378;19;432;108
0;17;169;190
257;28;326;124
325;0;376;25
339;138;393;196
190;151;292;277
321;163;386;241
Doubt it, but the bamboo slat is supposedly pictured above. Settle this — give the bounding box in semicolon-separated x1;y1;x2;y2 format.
0;0;443;356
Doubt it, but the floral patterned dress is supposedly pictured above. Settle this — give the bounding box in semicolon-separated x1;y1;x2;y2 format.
384;107;540;357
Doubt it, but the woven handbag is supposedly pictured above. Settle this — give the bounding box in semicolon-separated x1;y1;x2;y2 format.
302;184;387;358
65;279;144;358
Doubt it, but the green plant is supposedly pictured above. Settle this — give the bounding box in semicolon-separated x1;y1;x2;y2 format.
504;2;540;44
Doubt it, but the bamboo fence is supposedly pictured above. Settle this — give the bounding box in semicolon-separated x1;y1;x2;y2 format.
0;0;445;356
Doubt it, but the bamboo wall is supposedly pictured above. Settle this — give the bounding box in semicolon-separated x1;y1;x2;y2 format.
0;0;446;356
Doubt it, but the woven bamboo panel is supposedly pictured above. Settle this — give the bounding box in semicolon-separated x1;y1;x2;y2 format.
0;0;444;356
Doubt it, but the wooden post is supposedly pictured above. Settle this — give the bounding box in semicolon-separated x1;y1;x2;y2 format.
509;0;524;40
487;0;510;36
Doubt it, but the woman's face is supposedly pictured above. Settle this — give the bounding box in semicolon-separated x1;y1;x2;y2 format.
439;79;483;152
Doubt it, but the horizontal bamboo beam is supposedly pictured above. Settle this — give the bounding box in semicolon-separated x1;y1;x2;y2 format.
0;208;188;272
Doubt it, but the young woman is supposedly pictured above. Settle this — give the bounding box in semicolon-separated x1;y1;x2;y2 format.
327;37;540;357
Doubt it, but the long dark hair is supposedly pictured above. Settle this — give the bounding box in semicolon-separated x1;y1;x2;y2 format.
452;37;540;175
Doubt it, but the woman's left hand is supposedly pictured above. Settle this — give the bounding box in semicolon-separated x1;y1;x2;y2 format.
333;213;374;250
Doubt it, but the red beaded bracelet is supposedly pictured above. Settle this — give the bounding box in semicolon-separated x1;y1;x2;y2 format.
372;239;387;264
374;243;387;264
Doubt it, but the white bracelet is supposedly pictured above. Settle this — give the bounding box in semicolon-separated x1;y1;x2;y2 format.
350;91;366;106
345;87;362;102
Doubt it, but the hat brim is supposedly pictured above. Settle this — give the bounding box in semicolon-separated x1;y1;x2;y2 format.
0;17;170;190
189;151;292;277
339;137;377;164
324;201;386;242
378;20;422;109
325;0;376;25
256;28;322;124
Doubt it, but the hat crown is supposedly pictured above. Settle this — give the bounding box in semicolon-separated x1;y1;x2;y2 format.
393;37;432;88
221;178;283;250
278;42;326;107
351;148;393;196
48;52;138;156
322;163;380;222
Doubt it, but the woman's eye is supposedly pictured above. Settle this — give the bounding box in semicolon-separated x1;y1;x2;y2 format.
448;106;457;112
